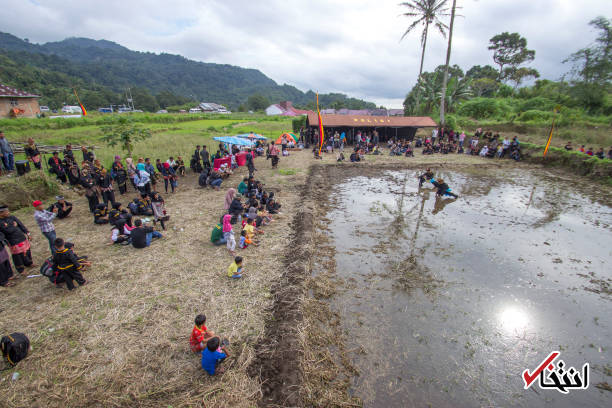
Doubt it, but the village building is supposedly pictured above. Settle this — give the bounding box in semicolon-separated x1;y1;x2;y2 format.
0;83;41;118
265;101;310;116
305;113;436;144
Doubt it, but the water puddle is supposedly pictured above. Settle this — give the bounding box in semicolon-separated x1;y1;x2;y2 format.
324;167;611;407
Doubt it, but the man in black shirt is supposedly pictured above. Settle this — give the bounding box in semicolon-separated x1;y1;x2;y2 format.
53;238;87;290
131;219;162;248
48;196;73;219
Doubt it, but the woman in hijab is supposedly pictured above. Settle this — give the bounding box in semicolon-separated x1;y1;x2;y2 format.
161;162;177;193
224;188;236;211
125;157;137;190
135;163;151;194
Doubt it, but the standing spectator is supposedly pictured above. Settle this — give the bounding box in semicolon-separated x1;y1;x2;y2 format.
201;146;211;169
0;205;33;274
24;138;42;170
144;158;157;190
0;130;14;172
81;146;95;163
268;143;280;168
33;200;57;255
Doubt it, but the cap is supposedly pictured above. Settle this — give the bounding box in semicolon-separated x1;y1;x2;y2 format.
32;200;43;207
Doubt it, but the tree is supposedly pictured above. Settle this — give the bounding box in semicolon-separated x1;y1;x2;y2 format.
439;0;457;127
400;0;449;114
101;118;152;158
130;87;159;112
465;64;498;80
471;78;499;97
503;66;540;89
247;94;270;111
488;32;535;80
440;76;472;112
564;16;612;84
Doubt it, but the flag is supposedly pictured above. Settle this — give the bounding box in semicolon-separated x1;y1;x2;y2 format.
543;106;560;157
73;88;87;116
316;93;324;155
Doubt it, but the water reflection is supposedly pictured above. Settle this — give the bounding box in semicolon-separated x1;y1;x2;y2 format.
498;306;530;335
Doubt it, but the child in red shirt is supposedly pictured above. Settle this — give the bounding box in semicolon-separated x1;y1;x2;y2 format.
190;314;215;352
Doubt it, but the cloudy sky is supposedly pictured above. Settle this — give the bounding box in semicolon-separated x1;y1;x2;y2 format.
2;0;611;107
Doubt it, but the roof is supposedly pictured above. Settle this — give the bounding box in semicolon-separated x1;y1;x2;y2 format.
307;113;437;128
0;84;40;98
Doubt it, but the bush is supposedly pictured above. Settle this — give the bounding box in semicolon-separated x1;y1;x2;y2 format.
443;114;457;130
516;110;555;122
457;98;511;119
0;172;59;210
517;97;557;112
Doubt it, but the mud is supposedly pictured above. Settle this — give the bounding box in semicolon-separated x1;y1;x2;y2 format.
319;165;611;407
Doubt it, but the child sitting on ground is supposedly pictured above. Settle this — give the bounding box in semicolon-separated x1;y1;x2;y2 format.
239;230;257;249
190;313;216;353
227;256;244;279
201;337;229;375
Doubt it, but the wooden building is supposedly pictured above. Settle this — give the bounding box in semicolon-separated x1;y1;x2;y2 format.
305;113;436;145
0;84;41;118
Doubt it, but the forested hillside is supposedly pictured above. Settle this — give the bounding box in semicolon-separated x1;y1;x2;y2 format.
0;32;375;111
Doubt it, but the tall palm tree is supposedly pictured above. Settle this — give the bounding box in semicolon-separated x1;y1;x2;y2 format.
400;0;449;115
439;0;457;127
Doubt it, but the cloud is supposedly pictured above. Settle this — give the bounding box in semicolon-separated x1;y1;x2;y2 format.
2;0;611;107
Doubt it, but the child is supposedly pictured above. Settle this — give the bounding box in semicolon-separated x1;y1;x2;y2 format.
201;337;229;375
239;230;249;249
418;168;434;188
53;238;88;290
227;256;243;279
190;314;215;353
223;214;236;255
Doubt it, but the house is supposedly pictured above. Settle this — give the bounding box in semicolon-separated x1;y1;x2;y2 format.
199;102;231;114
189;107;202;113
265;101;310;116
0;84;40;118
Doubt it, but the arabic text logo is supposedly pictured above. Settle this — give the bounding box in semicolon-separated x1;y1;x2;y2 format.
522;351;589;394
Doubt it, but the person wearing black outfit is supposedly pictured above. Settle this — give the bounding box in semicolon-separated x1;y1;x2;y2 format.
80;169;99;213
98;168;115;205
246;153;256;178
63;144;75;165
0;205;33;273
48;196;73;219
81;146;94;163
200;146;211;169
418;168;434;188
52;238;87;290
0;231;15;287
48;152;67;183
131;219;162;248
432;178;459;199
24;138;42;170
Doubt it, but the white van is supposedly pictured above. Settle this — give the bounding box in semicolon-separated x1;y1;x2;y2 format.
61;105;82;113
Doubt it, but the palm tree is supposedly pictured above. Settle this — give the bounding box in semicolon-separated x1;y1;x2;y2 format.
439;0;457;127
400;0;449;114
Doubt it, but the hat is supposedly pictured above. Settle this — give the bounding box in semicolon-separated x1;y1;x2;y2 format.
0;205;8;212
55;195;64;200
115;155;121;160
163;162;170;169
32;200;43;208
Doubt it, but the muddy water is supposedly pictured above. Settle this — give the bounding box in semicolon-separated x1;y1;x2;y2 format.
324;167;611;407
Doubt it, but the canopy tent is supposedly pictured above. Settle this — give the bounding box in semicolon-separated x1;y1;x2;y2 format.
213;136;255;147
275;132;299;144
236;132;267;140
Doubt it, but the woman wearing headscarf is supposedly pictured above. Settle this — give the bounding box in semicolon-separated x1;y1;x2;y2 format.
24;138;42;170
161;162;177;193
125;157;137;190
224;188;236;211
0;205;33;274
135;163;151;194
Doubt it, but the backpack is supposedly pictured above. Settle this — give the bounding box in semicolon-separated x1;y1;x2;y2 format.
40;257;54;278
1;333;30;366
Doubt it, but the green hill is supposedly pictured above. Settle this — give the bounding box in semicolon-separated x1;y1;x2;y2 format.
0;32;376;111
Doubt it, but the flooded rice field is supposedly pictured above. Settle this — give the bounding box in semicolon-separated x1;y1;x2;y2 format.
321;167;611;407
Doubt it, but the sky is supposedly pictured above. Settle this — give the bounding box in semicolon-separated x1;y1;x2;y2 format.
2;0;611;108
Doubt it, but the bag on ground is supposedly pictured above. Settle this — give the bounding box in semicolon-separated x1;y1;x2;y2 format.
1;333;30;366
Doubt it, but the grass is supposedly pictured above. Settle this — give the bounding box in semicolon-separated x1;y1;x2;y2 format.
5;115;293;169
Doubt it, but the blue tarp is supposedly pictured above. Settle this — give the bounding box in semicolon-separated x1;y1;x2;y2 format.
213;136;255;146
235;133;267;140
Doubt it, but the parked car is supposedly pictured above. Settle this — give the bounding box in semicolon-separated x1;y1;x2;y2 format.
39;105;50;112
156;109;168;114
61;105;82;113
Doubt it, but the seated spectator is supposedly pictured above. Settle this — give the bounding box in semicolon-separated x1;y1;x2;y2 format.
94;203;109;224
564;141;573;151
595;147;604;159
130;219;162;248
190;313;215;353
208;169;223;190
201;337;229;376
227;256;243;279
48;195;73;219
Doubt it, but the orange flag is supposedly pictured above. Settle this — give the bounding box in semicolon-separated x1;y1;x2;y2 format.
73;89;87;116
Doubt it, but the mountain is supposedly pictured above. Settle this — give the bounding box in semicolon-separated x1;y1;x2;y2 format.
0;32;376;111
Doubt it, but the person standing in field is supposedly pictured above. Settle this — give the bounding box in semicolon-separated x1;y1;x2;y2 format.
0;131;15;172
0;205;34;274
33;200;57;255
268;143;279;168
